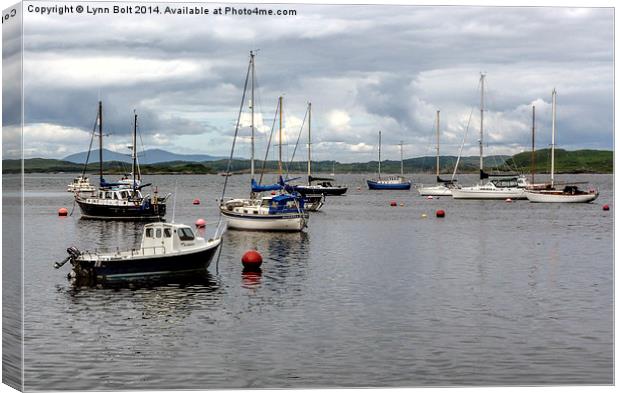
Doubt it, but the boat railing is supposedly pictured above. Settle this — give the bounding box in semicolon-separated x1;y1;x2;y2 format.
136;246;166;256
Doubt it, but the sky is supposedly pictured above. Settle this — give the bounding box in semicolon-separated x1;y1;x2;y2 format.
2;1;614;162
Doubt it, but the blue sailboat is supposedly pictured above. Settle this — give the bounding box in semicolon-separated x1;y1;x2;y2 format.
367;131;412;190
219;53;308;231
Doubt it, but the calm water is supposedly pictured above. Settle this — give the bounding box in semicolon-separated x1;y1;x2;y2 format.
16;173;613;390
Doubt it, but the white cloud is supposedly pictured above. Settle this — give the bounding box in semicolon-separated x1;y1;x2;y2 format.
24;54;204;88
327;110;351;132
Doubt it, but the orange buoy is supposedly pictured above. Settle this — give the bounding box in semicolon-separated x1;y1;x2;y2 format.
192;198;200;205
436;209;445;218
242;250;263;270
58;207;68;216
505;198;512;203
195;218;206;228
603;204;610;211
390;200;397;207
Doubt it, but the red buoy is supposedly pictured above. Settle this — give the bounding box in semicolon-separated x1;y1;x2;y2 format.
271;191;276;195
195;218;206;228
436;209;445;218
242;250;263;270
58;207;68;216
603;204;610;211
390;200;397;207
192;198;200;205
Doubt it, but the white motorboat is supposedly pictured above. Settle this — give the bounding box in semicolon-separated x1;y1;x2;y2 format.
55;221;225;284
525;89;598;203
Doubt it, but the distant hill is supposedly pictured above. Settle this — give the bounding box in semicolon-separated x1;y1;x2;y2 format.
5;149;612;174
63;148;224;164
501;149;613;174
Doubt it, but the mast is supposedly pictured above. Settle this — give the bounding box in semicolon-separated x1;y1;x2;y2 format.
399;141;404;176
378;131;382;179
531;105;535;184
278;96;283;176
250;51;255;180
98;100;103;184
479;73;485;179
436;110;440;178
307;102;312;184
132;110;138;191
551;89;556;187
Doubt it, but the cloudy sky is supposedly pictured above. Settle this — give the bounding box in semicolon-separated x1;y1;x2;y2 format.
3;1;614;162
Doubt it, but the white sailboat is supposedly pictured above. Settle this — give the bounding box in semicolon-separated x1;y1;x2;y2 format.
524;89;598;203
451;74;528;200
417;110;458;196
220;53;308;231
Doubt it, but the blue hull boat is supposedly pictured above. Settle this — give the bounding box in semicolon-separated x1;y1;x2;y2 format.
367;179;412;190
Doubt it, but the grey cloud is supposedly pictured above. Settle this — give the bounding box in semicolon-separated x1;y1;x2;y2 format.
15;4;614;161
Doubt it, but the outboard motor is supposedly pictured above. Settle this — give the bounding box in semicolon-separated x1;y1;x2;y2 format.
54;246;81;269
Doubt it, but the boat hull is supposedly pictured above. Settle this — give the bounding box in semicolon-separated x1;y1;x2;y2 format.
525;190;599;203
451;188;526;200
303;194;325;212
221;210;308;231
76;199;166;220
76;241;220;284
417;185;453;196
295;185;348;196
367;180;411;190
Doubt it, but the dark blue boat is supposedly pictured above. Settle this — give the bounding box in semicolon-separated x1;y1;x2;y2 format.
367;178;412;190
55;222;224;284
367;131;412;191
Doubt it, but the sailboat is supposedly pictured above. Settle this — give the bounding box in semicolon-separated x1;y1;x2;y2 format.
75;103;169;219
524;89;598;203
219;52;308;231
417;110;458;196
293;102;348;197
451;74;528;200
366;131;412;190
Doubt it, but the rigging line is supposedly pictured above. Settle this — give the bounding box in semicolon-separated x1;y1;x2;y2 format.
81;110;99;177
219;55;252;203
451;77;482;180
286;105;309;178
451;108;473;180
258;98;279;185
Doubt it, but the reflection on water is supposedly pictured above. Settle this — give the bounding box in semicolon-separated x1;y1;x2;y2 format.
241;270;262;290
75;219;144;251
22;173;613;389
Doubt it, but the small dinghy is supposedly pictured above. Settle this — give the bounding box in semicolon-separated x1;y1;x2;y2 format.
55;222;225;284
